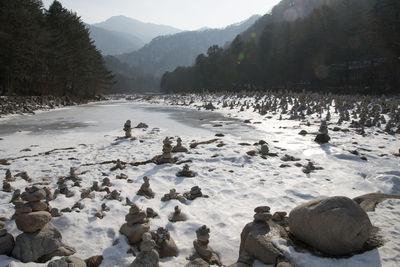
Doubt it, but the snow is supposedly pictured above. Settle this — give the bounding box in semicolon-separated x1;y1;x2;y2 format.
0;96;399;267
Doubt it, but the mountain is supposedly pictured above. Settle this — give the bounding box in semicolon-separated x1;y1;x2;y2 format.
93;16;182;44
87;25;145;55
117;15;261;78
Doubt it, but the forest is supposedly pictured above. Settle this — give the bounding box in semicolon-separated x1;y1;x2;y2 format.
161;0;400;94
0;0;112;98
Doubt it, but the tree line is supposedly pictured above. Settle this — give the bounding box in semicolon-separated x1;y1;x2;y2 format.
0;0;112;97
161;0;400;94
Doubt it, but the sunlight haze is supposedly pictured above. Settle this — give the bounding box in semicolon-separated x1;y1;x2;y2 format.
41;0;281;30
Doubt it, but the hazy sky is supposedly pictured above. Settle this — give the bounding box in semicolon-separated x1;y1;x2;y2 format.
41;0;281;30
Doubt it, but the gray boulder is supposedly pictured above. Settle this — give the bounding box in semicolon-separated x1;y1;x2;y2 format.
0;231;15;255
12;223;63;262
188;258;210;267
289;196;372;255
47;256;86;267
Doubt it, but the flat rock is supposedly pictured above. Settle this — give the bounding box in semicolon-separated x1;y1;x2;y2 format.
289;196;372;256
21;188;46;202
85;255;104;267
12;223;63;262
188;258;210;267
353;193;400;212
15;211;51;233
47;256;86;267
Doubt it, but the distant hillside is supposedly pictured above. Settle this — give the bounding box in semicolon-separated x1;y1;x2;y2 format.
93;16;182;44
117;15;261;77
87;25;145;55
240;0;342;41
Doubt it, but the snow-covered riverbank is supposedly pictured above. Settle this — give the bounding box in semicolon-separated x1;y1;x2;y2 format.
0;95;399;266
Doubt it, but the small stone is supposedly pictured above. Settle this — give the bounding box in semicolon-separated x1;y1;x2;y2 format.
29;201;48;212
254;206;270;213
21;187;46;202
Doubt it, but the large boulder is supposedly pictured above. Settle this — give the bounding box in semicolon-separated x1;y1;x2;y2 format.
120;223;150;245
0;230;15;255
15;211;51;233
288;196;372;255
12;223;63;262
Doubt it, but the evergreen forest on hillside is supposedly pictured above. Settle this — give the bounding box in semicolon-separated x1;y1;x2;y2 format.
0;0;112;97
161;0;400;94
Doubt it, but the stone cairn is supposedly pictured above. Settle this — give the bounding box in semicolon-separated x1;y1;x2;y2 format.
5;169;15;182
151;227;179;258
315;120;331;144
184;186;208;201
110;159;125;171
12;186;76;262
228;206;288;267
130;232;159;267
161;189;186;204
189;225;221;266
120;203;150;245
137;176;154;199
124;120;132;138
168;206;186;222
0;221;14;256
176;164;195;177
172;137;188;153
156;137;177;164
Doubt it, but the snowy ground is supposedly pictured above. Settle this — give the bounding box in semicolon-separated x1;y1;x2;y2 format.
0;97;399;267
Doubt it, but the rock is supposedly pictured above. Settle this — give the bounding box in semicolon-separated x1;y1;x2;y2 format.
15;202;32;214
0;221;5;229
10;189;21;203
130;250;159;267
123;120;132;138
0;232;15;255
85;255;104;267
38;246;76;263
21;187;46;202
137;176;154;199
15;211;51;233
298;130;308;135
276;262;294;267
353;193;400;212
188;258;210;267
246;150;257;156
260;144;269;155
146;208;158;218
29;201;48;211
315;133;331;143
12;223;64;262
135;122;149;128
47;256;86;267
120;223;150;245
172;137;188;153
191;225;221;265
288;196;373;255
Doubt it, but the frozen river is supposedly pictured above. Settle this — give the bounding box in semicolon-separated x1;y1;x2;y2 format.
0;100;263;157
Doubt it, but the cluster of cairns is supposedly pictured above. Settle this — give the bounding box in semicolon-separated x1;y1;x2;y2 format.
2;169;32;193
0;95;95;117
10;186;76;263
162;92;400;137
